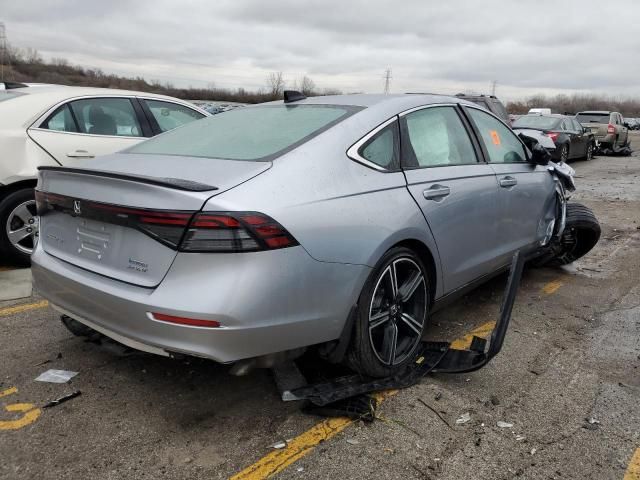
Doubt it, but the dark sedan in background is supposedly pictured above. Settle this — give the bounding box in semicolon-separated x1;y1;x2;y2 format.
512;114;595;162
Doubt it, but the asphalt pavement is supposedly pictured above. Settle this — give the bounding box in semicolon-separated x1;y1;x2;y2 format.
1;135;638;480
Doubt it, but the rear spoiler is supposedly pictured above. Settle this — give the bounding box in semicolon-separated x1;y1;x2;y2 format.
38;166;218;192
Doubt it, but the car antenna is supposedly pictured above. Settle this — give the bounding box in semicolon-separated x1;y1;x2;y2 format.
284;90;306;103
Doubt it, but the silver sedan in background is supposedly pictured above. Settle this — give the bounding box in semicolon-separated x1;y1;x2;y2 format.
31;93;597;378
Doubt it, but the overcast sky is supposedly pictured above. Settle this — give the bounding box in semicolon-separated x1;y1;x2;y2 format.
3;0;640;100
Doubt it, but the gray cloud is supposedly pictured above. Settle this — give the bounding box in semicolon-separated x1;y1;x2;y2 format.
3;0;640;99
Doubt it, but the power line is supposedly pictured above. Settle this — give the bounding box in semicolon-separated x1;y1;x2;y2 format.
383;68;392;94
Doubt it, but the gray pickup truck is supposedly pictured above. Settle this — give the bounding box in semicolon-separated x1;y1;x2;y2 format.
576;111;630;154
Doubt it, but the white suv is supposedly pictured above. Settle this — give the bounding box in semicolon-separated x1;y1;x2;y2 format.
0;86;208;264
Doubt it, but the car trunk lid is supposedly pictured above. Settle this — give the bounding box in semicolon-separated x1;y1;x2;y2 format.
37;155;271;287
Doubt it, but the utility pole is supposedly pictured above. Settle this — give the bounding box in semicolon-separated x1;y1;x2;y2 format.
491;80;497;96
383;68;392;94
0;22;7;82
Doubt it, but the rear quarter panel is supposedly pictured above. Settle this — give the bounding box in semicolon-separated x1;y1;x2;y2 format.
202;111;445;298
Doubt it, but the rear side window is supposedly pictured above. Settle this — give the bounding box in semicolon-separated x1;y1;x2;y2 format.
143;99;204;133
401;106;478;168
128;105;357;161
69;98;143;137
358;122;400;170
43;104;78;132
467;108;527;163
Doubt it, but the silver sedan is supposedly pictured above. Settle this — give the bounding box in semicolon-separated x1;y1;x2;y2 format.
31;93;597;377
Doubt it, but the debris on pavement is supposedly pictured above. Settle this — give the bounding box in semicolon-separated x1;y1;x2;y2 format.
42;390;82;408
497;421;514;428
270;441;287;450
35;369;78;383
456;412;471;424
516;434;526;441
582;417;601;430
346;439;360;445
417;398;453;429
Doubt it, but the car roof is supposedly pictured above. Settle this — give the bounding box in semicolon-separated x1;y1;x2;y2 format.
519;113;566;119
8;85;189;103
266;93;476;109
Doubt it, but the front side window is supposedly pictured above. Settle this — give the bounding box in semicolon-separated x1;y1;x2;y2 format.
358;122;399;170
401;106;478;168
69;98;143;137
143;100;204;133
128;105;356;161
467;108;527;163
43;104;78;132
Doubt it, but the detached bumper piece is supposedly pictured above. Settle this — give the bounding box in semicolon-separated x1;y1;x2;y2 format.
277;251;525;421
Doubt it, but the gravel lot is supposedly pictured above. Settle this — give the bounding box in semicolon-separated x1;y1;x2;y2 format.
1;134;638;480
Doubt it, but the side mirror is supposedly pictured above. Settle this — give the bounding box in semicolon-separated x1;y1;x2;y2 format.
530;144;551;165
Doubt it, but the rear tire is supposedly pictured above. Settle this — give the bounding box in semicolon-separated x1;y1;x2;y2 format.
559;144;569;162
540;203;601;267
0;188;38;267
346;247;430;378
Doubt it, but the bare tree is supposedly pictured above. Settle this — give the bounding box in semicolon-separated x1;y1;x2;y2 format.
24;47;42;64
266;71;285;99
297;75;316;96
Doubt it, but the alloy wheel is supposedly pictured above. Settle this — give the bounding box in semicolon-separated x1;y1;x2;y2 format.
6;200;39;255
368;257;427;366
561;145;569;162
586;144;593;161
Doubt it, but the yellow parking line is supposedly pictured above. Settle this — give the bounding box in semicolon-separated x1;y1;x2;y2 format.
450;320;496;350
542;280;563;295
624;448;640;480
0;387;18;398
230;322;497;479
0;300;49;318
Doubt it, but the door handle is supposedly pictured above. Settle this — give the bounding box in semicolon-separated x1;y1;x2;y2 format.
499;176;517;188
423;184;450;200
66;150;95;159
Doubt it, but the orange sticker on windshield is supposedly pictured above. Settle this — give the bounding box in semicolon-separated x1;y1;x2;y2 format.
490;130;501;145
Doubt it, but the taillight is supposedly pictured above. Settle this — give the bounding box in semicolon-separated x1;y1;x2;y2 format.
35;191;297;253
546;132;559;143
607;124;615;134
180;212;299;252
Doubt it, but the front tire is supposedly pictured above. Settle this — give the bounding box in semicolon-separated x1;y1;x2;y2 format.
585;142;594;161
0;188;38;266
540;203;601;267
347;247;430;378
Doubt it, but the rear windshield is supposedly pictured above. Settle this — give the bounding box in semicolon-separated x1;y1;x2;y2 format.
576;113;610;123
0;92;23;102
127;104;358;161
513;116;561;130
